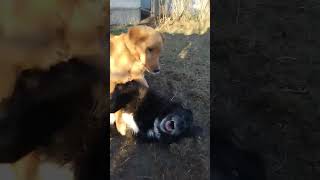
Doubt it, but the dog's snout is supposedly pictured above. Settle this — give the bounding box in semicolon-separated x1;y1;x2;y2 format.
153;69;160;74
177;121;186;129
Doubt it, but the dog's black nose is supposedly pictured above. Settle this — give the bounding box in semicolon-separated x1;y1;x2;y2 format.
153;69;160;74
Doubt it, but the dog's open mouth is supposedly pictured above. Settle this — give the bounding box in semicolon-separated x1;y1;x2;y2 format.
158;115;185;135
164;120;175;132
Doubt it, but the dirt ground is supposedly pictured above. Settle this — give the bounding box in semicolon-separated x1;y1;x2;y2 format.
214;0;320;179
110;28;210;179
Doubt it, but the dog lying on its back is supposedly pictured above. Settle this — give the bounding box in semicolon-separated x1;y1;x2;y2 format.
110;80;194;143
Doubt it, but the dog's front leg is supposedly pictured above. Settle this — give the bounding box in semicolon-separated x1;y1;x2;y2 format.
135;78;149;100
135;78;149;88
115;110;127;136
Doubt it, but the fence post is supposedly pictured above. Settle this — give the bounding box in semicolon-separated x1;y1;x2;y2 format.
151;0;160;17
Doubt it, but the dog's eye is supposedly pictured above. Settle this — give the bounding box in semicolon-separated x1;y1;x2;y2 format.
147;48;153;52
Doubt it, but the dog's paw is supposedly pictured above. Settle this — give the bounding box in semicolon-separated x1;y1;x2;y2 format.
116;121;127;136
117;126;127;136
110;113;115;125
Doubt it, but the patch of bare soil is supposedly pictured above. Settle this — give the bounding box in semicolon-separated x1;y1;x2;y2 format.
110;32;210;180
214;0;320;179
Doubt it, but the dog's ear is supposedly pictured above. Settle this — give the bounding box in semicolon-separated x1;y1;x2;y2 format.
126;27;148;61
128;27;147;45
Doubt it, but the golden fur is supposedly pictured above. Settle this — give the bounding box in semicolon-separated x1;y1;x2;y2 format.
110;25;164;93
110;25;164;135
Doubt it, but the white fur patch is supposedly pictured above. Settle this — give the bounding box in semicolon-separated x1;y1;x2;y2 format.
122;113;139;134
110;113;115;125
147;130;154;138
153;118;161;139
146;118;161;139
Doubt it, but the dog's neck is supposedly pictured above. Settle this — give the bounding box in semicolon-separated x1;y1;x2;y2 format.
130;63;145;79
121;34;146;80
122;34;140;62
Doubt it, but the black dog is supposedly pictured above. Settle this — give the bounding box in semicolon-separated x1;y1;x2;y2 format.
110;80;195;143
0;58;108;180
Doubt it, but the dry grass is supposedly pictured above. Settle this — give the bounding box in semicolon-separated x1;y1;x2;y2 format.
156;0;210;35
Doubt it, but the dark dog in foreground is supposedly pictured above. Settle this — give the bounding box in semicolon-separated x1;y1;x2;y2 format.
110;80;198;143
0;58;107;180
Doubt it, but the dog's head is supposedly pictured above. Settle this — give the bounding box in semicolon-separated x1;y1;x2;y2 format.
125;26;164;74
157;106;193;138
146;103;195;144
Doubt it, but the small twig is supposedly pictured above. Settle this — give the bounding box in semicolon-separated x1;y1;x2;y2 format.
281;88;308;94
119;157;130;167
272;151;287;173
170;93;177;101
276;56;297;61
236;0;240;24
137;176;152;179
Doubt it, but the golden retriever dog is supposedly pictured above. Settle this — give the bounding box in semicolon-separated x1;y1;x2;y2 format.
110;25;165;135
0;0;108;179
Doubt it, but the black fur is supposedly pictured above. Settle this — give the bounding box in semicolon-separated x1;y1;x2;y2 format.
111;80;194;143
0;58;107;180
